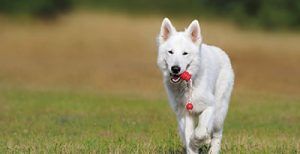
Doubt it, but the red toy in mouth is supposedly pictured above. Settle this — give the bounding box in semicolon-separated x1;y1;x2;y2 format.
180;71;192;81
170;71;192;83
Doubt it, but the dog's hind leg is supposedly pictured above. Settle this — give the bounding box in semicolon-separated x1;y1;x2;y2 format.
209;67;234;154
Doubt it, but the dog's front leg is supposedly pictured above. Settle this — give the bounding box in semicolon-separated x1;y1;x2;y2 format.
184;112;197;154
190;106;214;150
177;113;186;147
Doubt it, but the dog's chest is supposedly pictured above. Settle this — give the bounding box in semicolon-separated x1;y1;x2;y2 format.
168;82;190;107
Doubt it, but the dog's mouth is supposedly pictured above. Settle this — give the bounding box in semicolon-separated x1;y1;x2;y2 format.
170;74;181;83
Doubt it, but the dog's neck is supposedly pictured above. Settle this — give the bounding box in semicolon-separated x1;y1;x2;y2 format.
166;79;189;100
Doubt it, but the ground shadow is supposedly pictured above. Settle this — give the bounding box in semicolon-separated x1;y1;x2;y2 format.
167;145;210;154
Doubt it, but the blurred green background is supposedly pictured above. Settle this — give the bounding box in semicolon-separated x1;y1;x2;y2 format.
0;0;299;153
1;0;300;29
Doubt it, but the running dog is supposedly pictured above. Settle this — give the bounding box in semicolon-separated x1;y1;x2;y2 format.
156;18;234;154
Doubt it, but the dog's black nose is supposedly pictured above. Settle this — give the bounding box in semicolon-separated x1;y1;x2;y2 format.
171;66;181;74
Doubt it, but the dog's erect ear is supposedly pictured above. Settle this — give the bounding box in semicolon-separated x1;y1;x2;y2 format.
159;18;176;44
186;20;202;45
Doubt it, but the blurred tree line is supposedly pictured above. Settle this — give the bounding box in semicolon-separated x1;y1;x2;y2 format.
0;0;299;29
0;0;72;19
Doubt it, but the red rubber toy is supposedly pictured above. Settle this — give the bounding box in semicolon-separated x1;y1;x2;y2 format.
186;102;193;110
180;71;192;81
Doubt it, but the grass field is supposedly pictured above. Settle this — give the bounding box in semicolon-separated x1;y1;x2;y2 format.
0;11;300;153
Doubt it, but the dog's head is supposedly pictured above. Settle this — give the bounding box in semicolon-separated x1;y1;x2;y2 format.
156;18;202;83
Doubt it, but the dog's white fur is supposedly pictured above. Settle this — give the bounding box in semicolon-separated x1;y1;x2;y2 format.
156;18;234;154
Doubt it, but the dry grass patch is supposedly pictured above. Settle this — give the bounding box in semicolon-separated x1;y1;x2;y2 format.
0;12;300;96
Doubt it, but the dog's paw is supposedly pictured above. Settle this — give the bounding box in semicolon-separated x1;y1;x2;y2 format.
189;138;200;152
204;137;212;145
186;144;199;154
190;129;210;147
208;148;219;154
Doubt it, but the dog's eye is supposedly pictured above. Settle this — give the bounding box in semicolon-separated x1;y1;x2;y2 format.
183;52;188;55
168;50;174;54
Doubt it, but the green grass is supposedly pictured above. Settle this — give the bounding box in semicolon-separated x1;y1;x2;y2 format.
0;88;299;153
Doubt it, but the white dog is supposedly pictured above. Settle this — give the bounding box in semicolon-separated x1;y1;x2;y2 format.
156;18;234;154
